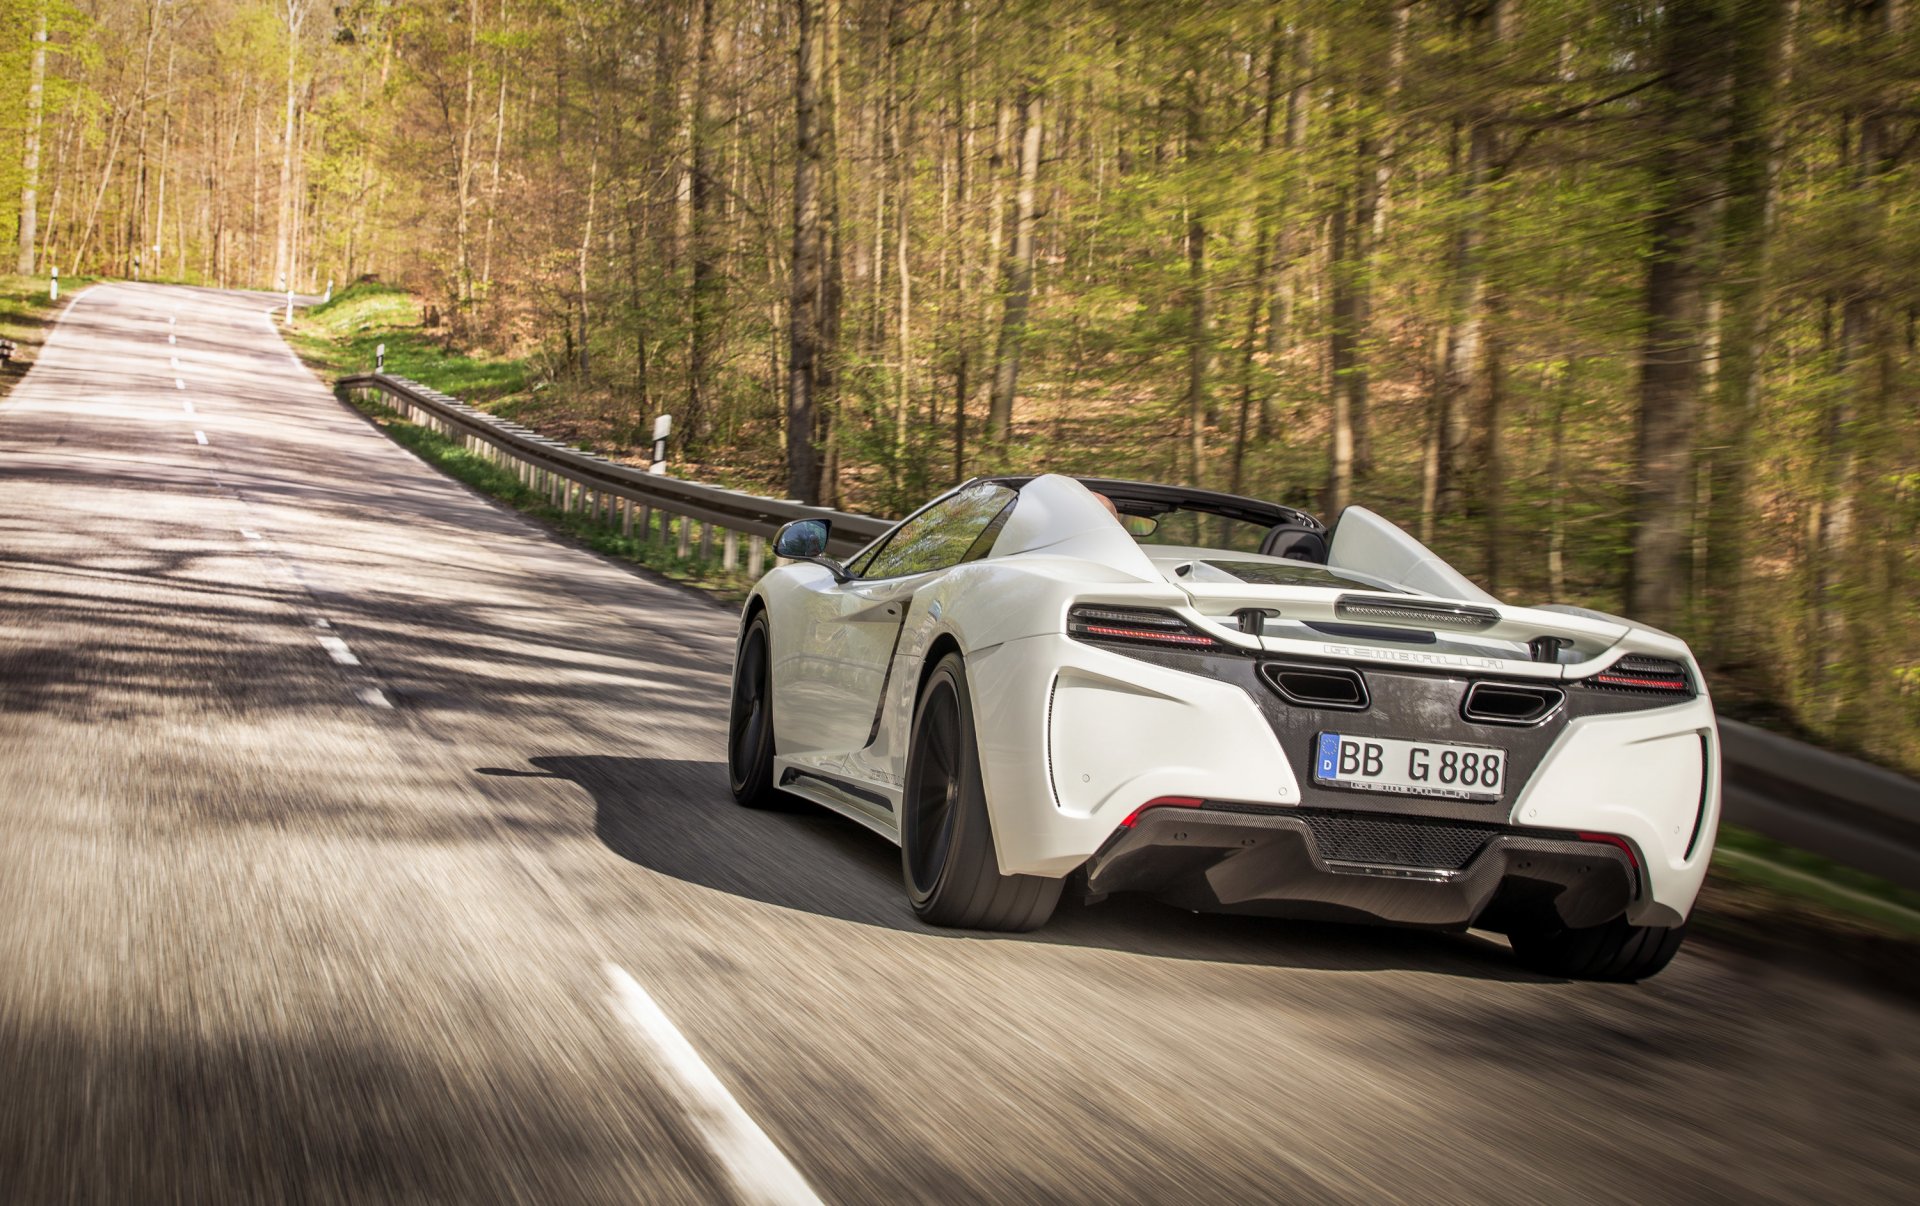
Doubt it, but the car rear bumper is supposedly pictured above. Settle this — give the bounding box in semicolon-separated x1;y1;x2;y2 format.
1084;804;1638;931
968;633;1716;928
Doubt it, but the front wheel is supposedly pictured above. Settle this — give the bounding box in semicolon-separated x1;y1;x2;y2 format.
727;612;783;808
901;653;1061;932
1508;914;1688;982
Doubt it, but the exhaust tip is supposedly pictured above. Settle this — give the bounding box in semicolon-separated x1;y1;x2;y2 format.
1261;663;1371;711
1462;681;1565;726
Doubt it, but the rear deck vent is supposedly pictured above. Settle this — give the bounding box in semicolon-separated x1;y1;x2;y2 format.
1260;663;1370;711
1462;682;1565;726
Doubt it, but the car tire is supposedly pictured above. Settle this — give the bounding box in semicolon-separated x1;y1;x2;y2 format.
901;652;1061;932
1508;914;1688;982
727;612;785;809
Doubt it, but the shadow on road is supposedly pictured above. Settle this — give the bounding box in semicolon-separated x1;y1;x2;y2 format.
493;753;1545;983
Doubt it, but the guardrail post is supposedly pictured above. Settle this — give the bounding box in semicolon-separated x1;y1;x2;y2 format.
748;535;765;578
677;514;693;559
699;522;713;564
621;497;633;536
723;529;739;572
639;503;652;540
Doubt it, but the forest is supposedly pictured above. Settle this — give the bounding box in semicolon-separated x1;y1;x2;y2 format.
0;0;1916;774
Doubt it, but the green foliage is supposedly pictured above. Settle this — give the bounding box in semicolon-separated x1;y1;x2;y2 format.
295;281;529;401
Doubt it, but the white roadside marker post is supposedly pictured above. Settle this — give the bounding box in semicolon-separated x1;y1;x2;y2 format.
49;267;57;301
284;290;294;324
651;414;672;475
376;343;385;373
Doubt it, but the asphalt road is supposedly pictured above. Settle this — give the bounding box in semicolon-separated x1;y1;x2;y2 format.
2;282;1916;1205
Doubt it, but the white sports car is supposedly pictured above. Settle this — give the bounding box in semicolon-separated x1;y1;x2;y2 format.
728;474;1718;981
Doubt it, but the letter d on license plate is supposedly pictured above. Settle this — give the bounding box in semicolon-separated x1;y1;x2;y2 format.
1314;733;1506;802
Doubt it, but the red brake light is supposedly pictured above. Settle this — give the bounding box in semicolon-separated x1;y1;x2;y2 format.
1577;831;1638;869
1068;605;1220;650
1589;655;1692;694
1120;796;1205;828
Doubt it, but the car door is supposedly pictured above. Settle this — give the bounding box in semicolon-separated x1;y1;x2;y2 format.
776;481;1018;763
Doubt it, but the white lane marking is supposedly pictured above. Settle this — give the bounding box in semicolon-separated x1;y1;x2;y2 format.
357;687;393;709
183;400;195;415
168;334;176;345
603;963;823;1206
311;617;331;629
316;635;360;666
194;430;208;445
175;378;185;390
169;356;179;369
239;529;261;540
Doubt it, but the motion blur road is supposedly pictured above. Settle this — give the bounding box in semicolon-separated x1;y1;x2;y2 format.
2;282;1916;1204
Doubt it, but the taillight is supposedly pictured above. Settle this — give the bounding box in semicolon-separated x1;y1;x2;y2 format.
1120;796;1205;828
1588;655;1692;695
1068;605;1221;649
1577;831;1639;870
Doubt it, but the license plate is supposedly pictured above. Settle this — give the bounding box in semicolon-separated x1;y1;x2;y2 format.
1313;733;1507;802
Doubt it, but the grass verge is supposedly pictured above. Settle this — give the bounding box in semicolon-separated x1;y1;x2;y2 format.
343;390;756;605
292;281;530;402
0;272;95;403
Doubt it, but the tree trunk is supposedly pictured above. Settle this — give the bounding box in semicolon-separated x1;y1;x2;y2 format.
1705;0;1790;673
273;0;307;293
1230;22;1284;497
1183;74;1208;487
1626;0;1724;628
687;0;722;452
986;84;1043;448
15;1;49;274
786;0;838;504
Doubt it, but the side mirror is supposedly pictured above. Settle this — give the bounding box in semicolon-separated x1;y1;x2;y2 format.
774;518;829;558
773;519;850;580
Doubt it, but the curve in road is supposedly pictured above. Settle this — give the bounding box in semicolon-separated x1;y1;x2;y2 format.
2;283;1916;1204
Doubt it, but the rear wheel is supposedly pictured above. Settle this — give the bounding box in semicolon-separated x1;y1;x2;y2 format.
727;613;783;808
901;653;1061;932
1508;914;1687;982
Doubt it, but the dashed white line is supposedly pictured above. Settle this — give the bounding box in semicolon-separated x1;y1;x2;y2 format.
311;617;331;630
183;400;195;415
603;963;823;1206
193;430;208;445
175;378;185;390
169;356;179;369
167;334;176;345
357;687;393;709
239;529;261;540
316;635;360;666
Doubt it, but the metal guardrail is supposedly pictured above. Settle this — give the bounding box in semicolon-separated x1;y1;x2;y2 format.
1720;719;1920;891
337;373;890;567
339;371;1920;892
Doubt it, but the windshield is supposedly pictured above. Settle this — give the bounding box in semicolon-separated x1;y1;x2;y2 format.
1198;559;1399;592
1122;508;1273;554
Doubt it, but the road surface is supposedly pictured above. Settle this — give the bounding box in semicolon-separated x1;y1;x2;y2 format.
2;283;1916;1204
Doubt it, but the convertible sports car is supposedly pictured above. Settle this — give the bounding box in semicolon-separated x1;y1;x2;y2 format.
728;474;1718;981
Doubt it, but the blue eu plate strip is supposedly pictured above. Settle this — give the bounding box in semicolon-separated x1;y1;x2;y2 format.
1316;732;1341;780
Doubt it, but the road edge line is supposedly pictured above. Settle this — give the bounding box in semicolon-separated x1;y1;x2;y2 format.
602;962;824;1206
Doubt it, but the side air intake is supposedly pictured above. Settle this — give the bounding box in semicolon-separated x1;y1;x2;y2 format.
1260;663;1370;711
1462;682;1566;726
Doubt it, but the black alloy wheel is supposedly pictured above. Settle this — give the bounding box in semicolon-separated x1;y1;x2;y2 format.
901;652;1061;931
727;613;782;808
